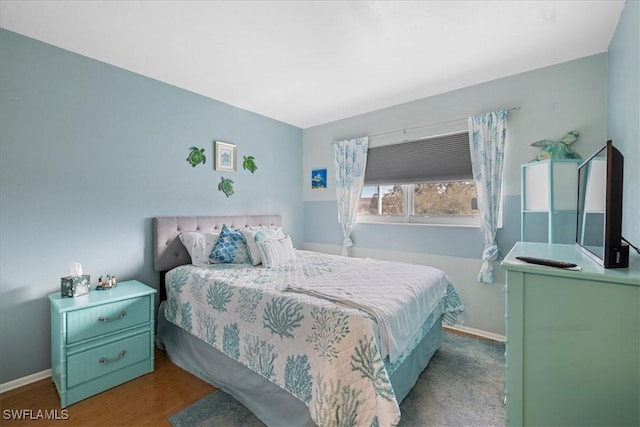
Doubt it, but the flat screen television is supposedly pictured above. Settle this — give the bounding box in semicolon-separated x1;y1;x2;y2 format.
576;140;629;268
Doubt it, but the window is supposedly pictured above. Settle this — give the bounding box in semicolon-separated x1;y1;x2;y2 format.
358;131;480;226
360;185;405;216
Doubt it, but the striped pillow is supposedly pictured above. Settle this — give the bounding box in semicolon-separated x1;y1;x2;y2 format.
257;235;296;267
240;226;285;266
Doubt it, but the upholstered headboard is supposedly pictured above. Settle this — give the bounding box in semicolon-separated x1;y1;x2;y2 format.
153;215;282;301
154;215;282;273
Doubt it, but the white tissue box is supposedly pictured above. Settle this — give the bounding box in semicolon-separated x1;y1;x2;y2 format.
61;275;91;297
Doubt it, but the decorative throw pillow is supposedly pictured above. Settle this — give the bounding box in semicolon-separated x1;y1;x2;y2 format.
257;235;296;268
209;224;252;264
241;226;286;265
179;232;219;266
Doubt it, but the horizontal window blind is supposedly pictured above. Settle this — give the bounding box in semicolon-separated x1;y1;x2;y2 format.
364;131;472;185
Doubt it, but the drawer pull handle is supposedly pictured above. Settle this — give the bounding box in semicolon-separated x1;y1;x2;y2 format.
99;350;127;364
98;311;127;322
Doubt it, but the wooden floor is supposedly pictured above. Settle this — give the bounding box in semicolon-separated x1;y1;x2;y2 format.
0;348;215;427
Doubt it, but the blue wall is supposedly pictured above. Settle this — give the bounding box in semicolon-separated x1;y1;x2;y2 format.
0;29;303;384
607;0;640;246
1;1;637;385
302;54;608;336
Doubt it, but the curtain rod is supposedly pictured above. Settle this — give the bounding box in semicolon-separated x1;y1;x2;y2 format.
368;105;521;139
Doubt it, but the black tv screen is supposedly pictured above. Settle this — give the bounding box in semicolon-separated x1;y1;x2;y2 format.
576;140;629;268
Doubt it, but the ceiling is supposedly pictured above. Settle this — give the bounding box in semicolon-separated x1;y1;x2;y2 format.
0;1;625;128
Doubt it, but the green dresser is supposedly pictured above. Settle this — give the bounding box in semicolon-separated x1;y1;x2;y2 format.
49;280;156;408
502;242;639;426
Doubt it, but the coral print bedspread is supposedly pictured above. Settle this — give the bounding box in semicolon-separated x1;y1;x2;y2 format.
163;250;463;427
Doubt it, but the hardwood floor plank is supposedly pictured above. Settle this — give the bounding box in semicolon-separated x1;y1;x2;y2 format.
0;349;215;427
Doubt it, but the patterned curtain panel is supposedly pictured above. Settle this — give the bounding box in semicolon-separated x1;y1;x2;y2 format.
468;110;508;283
333;137;368;256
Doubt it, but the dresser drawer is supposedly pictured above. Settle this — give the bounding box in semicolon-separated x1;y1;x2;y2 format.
67;296;150;344
67;331;151;388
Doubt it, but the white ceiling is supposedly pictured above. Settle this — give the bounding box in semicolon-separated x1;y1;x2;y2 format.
0;1;625;128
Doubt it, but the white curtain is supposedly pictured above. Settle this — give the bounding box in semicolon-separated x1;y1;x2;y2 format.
468;110;508;283
333;137;368;256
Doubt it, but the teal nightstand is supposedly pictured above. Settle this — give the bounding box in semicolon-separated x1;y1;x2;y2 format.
49;280;156;408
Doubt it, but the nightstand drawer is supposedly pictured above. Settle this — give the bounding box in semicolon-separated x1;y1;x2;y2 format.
51;280;156;407
67;296;150;343
67;331;150;387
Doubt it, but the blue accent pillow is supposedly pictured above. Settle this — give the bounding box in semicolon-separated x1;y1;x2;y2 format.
209;224;251;264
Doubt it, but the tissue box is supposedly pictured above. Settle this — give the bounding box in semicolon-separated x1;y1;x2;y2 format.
61;275;91;298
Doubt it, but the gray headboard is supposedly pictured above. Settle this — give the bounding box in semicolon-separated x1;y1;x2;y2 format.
154;215;282;273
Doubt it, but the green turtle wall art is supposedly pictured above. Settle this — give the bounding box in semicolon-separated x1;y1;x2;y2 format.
218;177;234;197
242;155;258;173
186;147;206;167
531;131;582;161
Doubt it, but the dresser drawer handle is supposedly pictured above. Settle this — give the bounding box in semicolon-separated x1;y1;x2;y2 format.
98;311;127;322
99;350;127;364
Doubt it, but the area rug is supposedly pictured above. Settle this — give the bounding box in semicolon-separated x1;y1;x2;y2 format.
168;331;505;426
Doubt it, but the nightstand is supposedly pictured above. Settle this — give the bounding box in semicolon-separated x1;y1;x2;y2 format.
49;280;156;408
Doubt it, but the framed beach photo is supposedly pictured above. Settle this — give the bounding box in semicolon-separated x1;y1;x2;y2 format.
311;168;327;189
214;141;237;172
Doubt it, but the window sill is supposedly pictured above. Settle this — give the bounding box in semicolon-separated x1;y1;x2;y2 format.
356;215;481;228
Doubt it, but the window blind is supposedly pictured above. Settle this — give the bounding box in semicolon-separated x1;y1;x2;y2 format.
364;131;472;185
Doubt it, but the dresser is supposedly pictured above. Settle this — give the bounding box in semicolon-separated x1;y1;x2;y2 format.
49;280;156;408
501;242;639;426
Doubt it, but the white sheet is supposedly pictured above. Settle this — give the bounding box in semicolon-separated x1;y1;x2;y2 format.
286;256;449;362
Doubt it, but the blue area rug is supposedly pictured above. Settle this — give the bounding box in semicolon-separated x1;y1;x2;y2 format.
168;332;505;426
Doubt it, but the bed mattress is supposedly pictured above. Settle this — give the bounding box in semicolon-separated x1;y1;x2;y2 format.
158;249;463;427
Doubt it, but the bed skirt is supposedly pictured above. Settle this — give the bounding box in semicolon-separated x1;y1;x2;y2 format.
156;301;443;426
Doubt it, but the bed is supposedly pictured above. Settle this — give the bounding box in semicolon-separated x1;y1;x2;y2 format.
154;215;464;427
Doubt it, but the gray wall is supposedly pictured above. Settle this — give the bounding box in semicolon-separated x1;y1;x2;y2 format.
0;29;303;384
302;54;608;336
607;0;640;246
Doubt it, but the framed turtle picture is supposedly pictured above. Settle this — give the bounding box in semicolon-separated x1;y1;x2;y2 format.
214;141;237;172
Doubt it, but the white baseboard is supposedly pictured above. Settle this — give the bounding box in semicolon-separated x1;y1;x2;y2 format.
444;325;505;342
0;369;51;394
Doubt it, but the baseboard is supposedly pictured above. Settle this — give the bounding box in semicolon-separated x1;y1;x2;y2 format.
444;325;505;343
0;369;51;394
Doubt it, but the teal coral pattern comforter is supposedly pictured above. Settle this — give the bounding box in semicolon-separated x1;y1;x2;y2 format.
164;250;464;427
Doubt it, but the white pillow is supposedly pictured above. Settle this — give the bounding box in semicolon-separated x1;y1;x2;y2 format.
241;226;285;265
257;235;296;268
179;232;219;266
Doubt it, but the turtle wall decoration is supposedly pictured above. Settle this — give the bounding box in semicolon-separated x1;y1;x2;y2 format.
186;147;206;167
242;155;258;173
218;177;234;197
531;130;582;161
